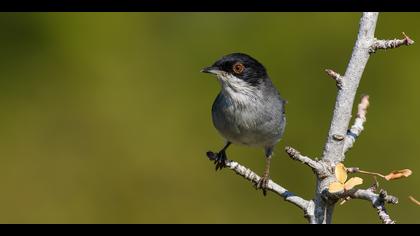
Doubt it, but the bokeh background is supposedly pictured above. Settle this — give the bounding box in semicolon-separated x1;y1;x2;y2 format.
0;12;418;224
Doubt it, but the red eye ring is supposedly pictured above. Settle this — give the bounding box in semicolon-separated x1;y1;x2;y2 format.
233;62;245;74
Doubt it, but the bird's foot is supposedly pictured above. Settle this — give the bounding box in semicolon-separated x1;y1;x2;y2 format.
256;174;270;196
206;150;229;171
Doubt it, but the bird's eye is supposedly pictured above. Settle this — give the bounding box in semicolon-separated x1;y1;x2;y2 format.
232;62;245;74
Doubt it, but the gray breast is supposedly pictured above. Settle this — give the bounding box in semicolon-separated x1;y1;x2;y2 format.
211;90;285;148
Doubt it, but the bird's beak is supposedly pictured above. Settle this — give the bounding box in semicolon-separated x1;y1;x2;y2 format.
201;66;221;75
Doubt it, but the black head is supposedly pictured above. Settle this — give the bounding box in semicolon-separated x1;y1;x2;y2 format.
201;53;268;86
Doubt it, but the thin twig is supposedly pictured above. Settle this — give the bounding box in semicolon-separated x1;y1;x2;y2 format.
325;69;343;89
285;146;325;176
375;190;396;224
330;188;398;224
369;32;415;54
206;152;310;212
344;95;370;153
367;176;379;193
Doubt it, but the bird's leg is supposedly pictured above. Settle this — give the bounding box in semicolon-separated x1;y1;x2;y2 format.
257;148;273;196
206;141;231;171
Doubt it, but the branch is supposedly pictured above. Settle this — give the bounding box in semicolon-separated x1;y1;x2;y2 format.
285;146;326;177
344;95;370;152
347;189;398;205
369;32;415;54
322;12;379;164
205;153;311;213
331;188;398;224
352;189;398;224
286;13;413;224
325;69;343;89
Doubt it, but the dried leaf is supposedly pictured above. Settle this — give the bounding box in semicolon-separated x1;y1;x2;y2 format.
335;163;347;184
328;182;344;193
384;169;412;181
344;177;363;191
409;196;420;206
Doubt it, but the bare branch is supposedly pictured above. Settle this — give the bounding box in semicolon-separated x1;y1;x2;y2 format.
376;203;395;224
375;190;397;224
331;188;398;204
285;146;325;176
289;13;411;224
305;201;316;224
277;12;383;224
344;95;370;152
342;167;408;222
325;69;343;89
322;12;378;164
330;188;398;224
309;13;381;224
297;13;411;224
205;154;310;212
369;32;415;54
351;188;398;205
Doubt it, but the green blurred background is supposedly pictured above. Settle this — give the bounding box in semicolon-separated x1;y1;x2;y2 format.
0;12;418;224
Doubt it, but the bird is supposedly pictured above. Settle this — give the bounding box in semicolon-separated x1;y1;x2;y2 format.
201;52;286;195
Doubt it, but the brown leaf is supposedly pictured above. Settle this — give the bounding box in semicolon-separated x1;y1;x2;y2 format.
328;182;344;193
409;196;420;206
384;169;412;181
344;177;363;191
335;163;347;184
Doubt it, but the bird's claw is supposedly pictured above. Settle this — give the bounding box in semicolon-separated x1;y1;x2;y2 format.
206;150;228;171
256;175;270;196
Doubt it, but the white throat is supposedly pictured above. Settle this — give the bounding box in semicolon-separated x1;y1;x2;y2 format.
217;73;261;105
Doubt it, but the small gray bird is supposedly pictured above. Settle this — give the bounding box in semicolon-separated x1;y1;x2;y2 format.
202;53;286;195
